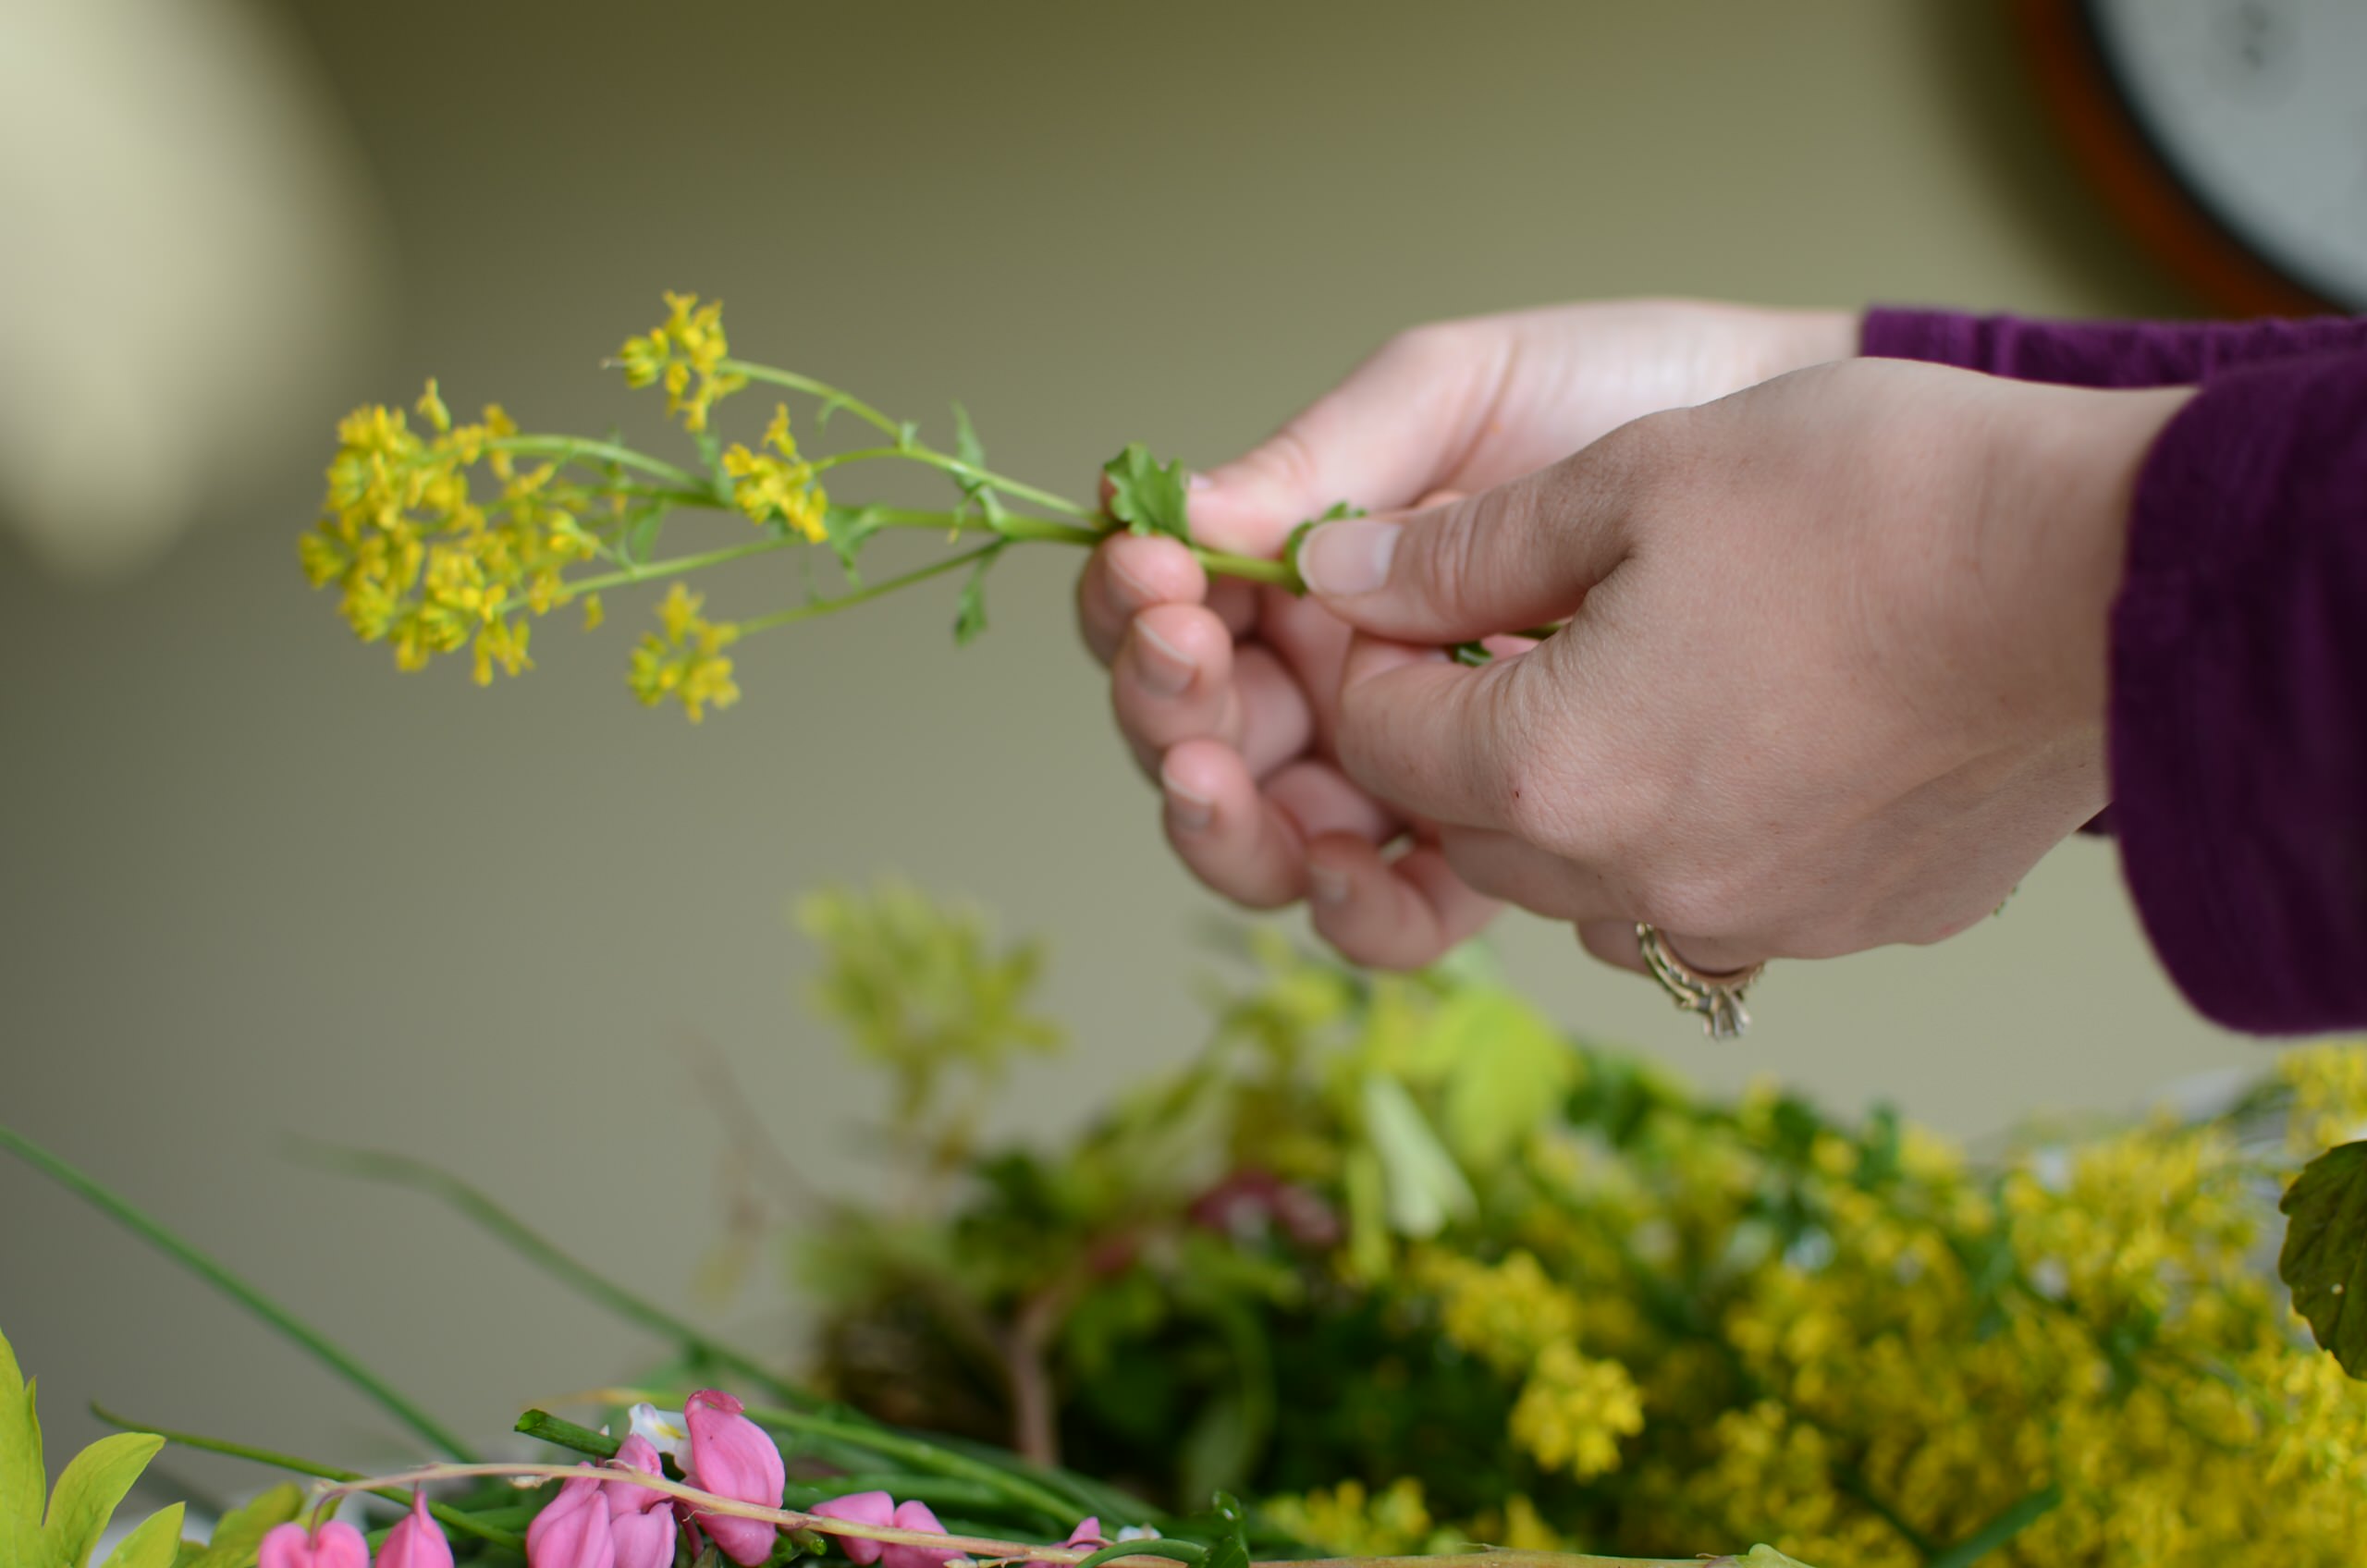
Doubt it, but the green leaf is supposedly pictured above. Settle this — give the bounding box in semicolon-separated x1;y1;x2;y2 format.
1431;990;1578;1167
621;506;667;566
0;1327;43;1568
950;404;1009;533
2281;1140;2367;1375
174;1484;302;1568
1281;501;1363;592
953;544;1003;645
96;1504;184;1568
1101;444;1191;543
1359;1073;1475;1237
692;429;731;497
820;505;886;584
43;1431;165;1568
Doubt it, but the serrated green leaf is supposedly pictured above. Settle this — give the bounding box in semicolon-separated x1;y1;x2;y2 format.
1199;1493;1251;1568
2280;1140;2367;1376
1432;990;1577;1167
175;1484;302;1568
1101;444;1191;543
953;545;1003;645
96;1504;184;1568
44;1432;165;1568
1359;1073;1474;1237
0;1328;43;1568
1281;501;1363;593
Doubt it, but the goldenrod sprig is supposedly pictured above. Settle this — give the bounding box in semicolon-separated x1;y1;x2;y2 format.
301;292;1307;721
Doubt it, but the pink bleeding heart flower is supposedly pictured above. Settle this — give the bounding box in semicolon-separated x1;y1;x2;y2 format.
526;1474;616;1568
880;1498;965;1568
259;1520;371;1568
375;1492;454;1568
812;1491;896;1566
603;1434;670;1519
681;1389;787;1566
607;1508;677;1568
1026;1515;1110;1568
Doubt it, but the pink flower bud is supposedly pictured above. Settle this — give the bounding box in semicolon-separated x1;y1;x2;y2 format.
260;1520;371;1568
375;1492;454;1568
604;1434;669;1518
681;1390;786;1566
1025;1514;1109;1568
608;1507;678;1568
527;1474;616;1568
880;1499;960;1568
812;1491;896;1566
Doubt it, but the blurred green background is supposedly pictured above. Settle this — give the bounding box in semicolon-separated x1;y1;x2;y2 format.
0;0;2254;1501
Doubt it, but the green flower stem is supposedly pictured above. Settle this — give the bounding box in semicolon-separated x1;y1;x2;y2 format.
717;362;906;443
800;447;1096;523
726;1402;1079;1524
532;533;808;608
1195;547;1299;588
291;1141;811;1409
734;544;1004;637
0;1125;472;1459
514;1408;620;1460
89;1406;522;1553
492;435;706;490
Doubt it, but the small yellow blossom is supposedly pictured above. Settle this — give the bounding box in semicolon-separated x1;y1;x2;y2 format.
415;378;451;434
721;403;828;543
582;593;605;631
616;291;747;432
629;582;741;722
1418;1248;1583;1376
1510;1341;1644;1479
1262;1478;1435;1558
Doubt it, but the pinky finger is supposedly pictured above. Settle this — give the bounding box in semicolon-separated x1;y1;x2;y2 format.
1306;836;1500;972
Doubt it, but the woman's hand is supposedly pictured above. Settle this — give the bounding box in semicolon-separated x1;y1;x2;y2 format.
1294;357;2191;975
1075;300;1858;962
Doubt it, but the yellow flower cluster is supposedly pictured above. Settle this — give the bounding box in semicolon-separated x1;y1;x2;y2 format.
628;582;741;722
616;291;747;432
2283;1040;2367;1156
723;405;828;543
1508;1340;1645;1481
300;382;595;684
1261;1477;1439;1558
1418;1247;1583;1376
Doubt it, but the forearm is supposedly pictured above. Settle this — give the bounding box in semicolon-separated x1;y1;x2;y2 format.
1862;307;2367;388
2108;349;2367;1032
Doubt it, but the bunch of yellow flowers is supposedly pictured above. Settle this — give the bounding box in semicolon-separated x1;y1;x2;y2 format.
791;905;2367;1568
300;295;1294;720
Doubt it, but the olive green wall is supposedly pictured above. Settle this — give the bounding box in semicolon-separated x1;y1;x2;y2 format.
2;0;2249;1499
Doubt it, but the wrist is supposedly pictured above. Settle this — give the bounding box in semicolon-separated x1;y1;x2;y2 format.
1997;382;2197;727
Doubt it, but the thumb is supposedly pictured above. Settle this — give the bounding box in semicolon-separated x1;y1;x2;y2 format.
1187;323;1507;557
1296;451;1631;643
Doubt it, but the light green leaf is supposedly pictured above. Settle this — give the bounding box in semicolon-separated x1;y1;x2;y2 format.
950;404;1008;533
953;544;1003;645
1341;1148;1390;1282
176;1484;303;1568
1433;990;1577;1168
2281;1140;2367;1375
97;1503;184;1568
1100;444;1190;543
43;1432;164;1568
0;1328;43;1568
1360;1073;1475;1237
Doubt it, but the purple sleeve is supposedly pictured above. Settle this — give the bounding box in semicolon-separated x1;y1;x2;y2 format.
1862;308;2367;388
2110;348;2367;1034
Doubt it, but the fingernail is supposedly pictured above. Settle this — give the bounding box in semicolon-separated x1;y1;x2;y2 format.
1307;864;1349;905
1161;766;1213;832
1133;620;1197;697
1299;519;1400;596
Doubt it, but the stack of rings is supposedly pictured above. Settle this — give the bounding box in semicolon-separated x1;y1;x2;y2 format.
1636;924;1763;1040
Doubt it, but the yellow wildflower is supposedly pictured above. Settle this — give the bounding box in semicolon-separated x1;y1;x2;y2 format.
1510;1341;1643;1479
415;378;451;434
721;403;828;543
616;290;747;432
1262;1478;1434;1558
629;582;741;722
1418;1248;1582;1376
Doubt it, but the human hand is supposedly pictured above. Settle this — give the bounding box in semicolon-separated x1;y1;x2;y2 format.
1075;300;1858;963
1295;357;2191;978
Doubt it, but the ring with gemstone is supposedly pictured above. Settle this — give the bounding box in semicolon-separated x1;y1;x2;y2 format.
1635;924;1763;1040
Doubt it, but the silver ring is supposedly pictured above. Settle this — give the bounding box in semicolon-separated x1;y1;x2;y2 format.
1636;924;1763;1040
